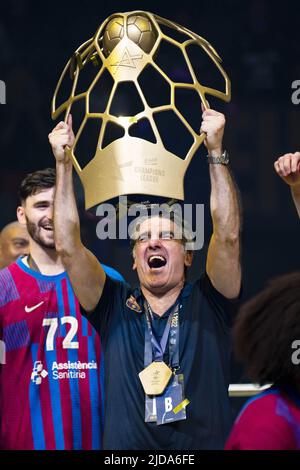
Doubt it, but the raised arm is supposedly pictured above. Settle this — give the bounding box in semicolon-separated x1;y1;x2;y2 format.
274;152;300;218
201;108;241;299
48;115;106;312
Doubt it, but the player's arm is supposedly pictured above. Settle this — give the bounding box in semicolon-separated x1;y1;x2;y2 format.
201;109;241;299
274;152;300;218
48;115;106;312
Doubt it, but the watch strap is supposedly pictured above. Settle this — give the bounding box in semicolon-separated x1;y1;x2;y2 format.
207;150;229;165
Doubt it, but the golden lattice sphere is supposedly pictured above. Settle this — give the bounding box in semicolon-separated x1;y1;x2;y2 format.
102;14;157;57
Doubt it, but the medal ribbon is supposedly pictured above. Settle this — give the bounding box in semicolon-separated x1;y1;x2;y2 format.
144;300;180;371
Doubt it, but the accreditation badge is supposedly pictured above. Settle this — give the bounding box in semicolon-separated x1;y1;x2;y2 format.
144;374;189;424
145;395;157;423
156;374;189;425
139;360;172;396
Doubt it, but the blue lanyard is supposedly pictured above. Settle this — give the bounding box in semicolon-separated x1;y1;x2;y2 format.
143;300;180;372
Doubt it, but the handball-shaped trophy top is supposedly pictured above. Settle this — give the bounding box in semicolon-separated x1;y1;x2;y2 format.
52;11;231;209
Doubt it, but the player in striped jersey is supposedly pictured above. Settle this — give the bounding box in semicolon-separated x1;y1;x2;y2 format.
0;168;106;449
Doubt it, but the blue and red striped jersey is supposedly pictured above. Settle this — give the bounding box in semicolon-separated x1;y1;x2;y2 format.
0;258;104;450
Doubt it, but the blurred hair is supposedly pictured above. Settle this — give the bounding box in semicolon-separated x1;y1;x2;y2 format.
234;272;300;386
19;168;56;203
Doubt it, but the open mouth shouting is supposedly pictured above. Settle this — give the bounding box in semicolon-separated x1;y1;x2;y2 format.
148;255;167;269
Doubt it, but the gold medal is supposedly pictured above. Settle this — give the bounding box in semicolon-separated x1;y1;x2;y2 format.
139;361;172;396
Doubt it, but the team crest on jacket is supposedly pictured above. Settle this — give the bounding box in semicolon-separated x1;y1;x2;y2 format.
126;295;142;313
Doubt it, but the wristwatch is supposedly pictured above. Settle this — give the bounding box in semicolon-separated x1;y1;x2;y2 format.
207;150;229;165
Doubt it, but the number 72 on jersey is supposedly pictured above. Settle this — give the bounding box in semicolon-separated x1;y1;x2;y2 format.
42;317;79;350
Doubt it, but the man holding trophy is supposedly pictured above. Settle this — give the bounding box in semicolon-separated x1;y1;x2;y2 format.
49;11;241;449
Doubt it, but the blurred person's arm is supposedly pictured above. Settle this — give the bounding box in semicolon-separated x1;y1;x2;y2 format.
274;152;300;218
202;109;241;300
48;115;106;312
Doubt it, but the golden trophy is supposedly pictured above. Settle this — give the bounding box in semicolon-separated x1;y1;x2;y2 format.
52;11;230;209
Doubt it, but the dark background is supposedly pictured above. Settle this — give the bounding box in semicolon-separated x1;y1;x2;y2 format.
0;0;299;391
